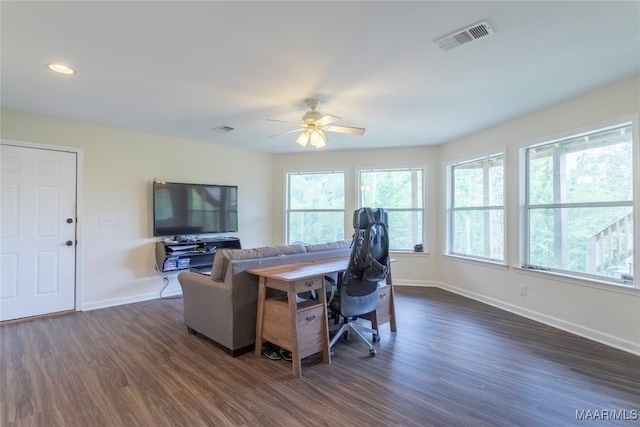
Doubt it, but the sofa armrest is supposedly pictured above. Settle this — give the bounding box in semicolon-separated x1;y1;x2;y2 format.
178;271;231;294
177;272;234;345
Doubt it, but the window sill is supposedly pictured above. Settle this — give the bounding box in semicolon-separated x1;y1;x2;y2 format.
442;254;509;270
514;267;639;296
390;250;430;257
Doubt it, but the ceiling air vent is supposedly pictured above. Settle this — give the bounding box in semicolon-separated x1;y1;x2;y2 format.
212;125;235;133
434;21;494;51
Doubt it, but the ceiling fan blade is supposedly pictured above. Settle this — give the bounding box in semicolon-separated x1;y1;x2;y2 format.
323;125;366;136
267;118;301;124
314;114;341;126
269;128;306;138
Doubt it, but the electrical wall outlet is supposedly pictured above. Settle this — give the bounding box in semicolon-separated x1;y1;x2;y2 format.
520;284;527;297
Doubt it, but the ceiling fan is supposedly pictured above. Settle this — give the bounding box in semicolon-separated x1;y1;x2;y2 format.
268;98;366;148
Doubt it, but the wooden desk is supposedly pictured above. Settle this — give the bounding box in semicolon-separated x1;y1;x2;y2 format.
249;259;347;377
249;257;397;378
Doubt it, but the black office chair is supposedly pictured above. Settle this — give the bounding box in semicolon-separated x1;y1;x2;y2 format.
328;208;390;357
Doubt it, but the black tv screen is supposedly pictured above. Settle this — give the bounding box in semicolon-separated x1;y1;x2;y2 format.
153;181;238;237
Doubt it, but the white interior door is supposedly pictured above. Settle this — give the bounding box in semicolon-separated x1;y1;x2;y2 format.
1;144;77;321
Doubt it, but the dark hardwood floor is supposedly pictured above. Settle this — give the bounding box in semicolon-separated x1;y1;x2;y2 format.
2;286;639;426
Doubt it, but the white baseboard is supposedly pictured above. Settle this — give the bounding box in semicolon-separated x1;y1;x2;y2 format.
82;289;182;311
393;279;439;287
428;281;640;356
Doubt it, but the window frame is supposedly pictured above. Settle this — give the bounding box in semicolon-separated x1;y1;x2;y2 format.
285;170;346;245
446;152;506;263
518;117;637;287
357;167;426;252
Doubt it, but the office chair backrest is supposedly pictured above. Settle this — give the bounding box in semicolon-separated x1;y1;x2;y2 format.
346;208;390;285
339;208;390;317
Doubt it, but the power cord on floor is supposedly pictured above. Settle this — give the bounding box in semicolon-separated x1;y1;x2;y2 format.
155;252;182;300
159;275;182;299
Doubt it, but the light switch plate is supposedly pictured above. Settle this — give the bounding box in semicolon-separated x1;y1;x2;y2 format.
99;215;116;226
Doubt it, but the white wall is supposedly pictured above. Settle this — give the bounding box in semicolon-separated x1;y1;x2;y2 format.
1;110;273;309
437;75;640;354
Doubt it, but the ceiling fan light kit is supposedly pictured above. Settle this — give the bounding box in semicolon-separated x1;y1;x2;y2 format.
310;129;327;148
295;129;327;148
296;131;309;147
269;98;365;149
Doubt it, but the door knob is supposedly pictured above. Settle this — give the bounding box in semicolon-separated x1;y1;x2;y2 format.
66;218;74;224
66;240;73;246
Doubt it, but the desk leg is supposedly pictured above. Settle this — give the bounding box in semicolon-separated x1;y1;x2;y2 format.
287;287;302;378
387;271;397;332
254;276;267;356
317;281;331;365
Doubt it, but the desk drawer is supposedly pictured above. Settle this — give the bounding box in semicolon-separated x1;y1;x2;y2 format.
293;277;323;293
297;304;326;359
361;285;392;326
376;286;391;322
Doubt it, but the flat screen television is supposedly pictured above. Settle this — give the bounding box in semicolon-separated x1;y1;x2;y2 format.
153;181;238;237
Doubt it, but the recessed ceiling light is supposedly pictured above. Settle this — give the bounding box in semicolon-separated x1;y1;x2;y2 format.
47;64;76;75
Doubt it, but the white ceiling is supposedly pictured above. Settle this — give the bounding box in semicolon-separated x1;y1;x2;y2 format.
2;1;639;154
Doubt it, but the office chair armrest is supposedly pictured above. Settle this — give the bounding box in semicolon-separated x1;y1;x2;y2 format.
324;275;337;305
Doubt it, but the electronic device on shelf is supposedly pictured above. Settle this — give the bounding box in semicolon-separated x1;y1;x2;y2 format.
152;180;238;237
166;244;198;252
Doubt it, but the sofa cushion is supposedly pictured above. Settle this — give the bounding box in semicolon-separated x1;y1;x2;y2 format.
211;241;349;281
275;244;307;255
305;240;352;253
211;250;227;281
211;246;286;281
230;246;283;260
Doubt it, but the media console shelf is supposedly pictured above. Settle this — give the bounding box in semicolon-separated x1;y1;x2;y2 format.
154;237;241;273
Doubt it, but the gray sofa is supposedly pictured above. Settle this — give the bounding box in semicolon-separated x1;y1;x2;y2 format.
177;240;352;356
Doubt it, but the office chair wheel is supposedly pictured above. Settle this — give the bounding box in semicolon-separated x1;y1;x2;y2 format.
372;333;380;342
369;349;377;357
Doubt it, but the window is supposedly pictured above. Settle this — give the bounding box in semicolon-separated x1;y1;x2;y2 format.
359;168;424;251
448;153;505;262
523;122;634;284
286;171;345;244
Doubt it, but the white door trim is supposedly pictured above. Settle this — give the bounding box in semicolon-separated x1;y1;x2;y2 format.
1;138;84;312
